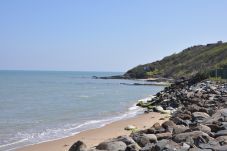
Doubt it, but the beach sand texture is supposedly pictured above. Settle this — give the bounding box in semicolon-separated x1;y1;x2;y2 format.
17;112;167;151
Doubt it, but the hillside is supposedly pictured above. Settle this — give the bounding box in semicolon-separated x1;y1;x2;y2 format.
124;41;227;79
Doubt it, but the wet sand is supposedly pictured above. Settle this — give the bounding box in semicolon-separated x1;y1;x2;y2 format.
17;112;167;151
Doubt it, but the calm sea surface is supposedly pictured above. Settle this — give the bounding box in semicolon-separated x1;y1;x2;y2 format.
0;71;164;151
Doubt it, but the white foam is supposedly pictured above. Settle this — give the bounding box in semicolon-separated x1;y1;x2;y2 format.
0;138;28;148
1;96;152;151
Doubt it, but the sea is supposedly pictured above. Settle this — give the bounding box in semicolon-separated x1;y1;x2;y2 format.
0;70;164;151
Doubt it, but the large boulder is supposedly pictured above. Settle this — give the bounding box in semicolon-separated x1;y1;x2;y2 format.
173;125;189;134
216;136;227;145
192;112;210;122
155;132;172;140
188;124;211;134
69;141;87;151
173;131;213;144
153;139;181;151
130;133;157;147
205;109;227;124
114;135;137;145
125;144;140;151
96;141;126;151
214;130;227;137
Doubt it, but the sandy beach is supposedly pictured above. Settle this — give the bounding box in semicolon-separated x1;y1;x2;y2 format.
17;112;167;151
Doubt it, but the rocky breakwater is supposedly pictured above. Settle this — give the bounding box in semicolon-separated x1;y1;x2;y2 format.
69;76;227;151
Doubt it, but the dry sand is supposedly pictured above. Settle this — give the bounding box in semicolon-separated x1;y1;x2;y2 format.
17;112;167;151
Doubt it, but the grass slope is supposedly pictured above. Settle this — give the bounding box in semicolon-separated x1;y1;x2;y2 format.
124;41;227;79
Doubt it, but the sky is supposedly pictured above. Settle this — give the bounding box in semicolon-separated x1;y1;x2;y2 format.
0;0;227;72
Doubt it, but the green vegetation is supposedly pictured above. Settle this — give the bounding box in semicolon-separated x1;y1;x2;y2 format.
124;41;227;79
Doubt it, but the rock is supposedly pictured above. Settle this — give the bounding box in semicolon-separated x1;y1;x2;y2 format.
173;131;213;144
189;124;211;134
140;143;155;151
216;136;227;145
198;140;220;150
178;113;192;120
69;141;87;151
96;141;126;151
162;120;176;129
159;118;165;120
161;110;172;114
187;104;208;113
155;132;172;140
215;130;227;137
153;106;164;112
125;144;140;151
130;133;157;147
87;149;106;151
125;125;137;131
115;135;137;145
152;122;161;130
171;116;191;126
214;145;227;151
205;109;227;124
173;125;189;134
181;143;190;150
154;139;181;150
206;124;224;132
192;112;210;122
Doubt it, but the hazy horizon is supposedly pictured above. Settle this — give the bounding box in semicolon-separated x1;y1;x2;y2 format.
1;0;227;72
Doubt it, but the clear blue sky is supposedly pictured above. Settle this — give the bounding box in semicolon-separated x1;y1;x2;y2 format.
0;0;227;72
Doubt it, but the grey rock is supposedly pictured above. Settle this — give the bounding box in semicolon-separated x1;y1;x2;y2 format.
205;109;227;124
198;140;220;150
215;130;227;137
130;133;157;147
69;141;87;151
214;145;227;151
173;125;189;134
154;139;181;151
180;143;190;151
192;112;210;122
188;124;211;134
115;135;136;145
155;132;172;140
216;136;227;145
140;143;155;151
125;144;140;151
96;141;126;151
173;131;213;144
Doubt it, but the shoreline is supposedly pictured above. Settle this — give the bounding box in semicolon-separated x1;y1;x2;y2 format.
16;112;167;151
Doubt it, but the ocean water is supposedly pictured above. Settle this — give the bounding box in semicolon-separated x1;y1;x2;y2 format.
0;71;164;151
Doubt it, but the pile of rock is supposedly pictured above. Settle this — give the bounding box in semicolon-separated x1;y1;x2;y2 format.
69;78;227;151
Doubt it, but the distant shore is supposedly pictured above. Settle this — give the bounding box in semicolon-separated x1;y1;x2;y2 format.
17;112;167;151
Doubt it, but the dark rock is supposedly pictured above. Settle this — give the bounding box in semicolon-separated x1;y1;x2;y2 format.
216;136;227;145
154;139;181;151
171;117;191;126
152;122;161;130
214;130;227;137
192;112;210;122
173;125;189;135
140;143;155;151
162;120;176;129
206;124;224;132
173;131;213;144
198;140;220;150
189;124;211;134
125;144;140;151
69;141;87;151
155;132;172;140
96;141;126;151
130;133;157;147
214;145;227;151
115;135;136;145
